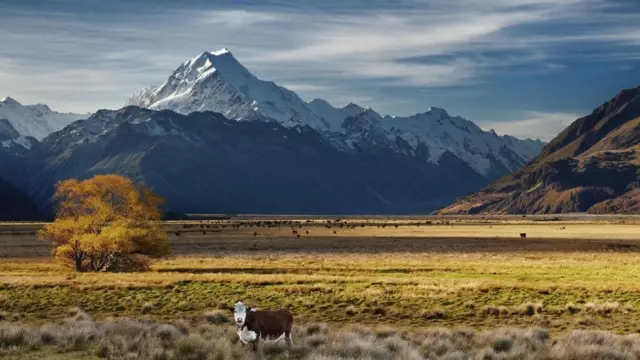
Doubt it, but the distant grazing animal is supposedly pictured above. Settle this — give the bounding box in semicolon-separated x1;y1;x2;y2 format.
520;233;527;240
230;301;293;353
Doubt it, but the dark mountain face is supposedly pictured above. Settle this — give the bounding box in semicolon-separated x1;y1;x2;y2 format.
0;176;40;221
13;107;489;215
438;86;640;215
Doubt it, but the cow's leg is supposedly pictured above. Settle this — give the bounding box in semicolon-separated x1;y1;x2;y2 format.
284;330;293;356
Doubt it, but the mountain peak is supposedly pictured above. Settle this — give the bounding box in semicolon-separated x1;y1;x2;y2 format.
343;102;364;110
426;107;450;118
181;48;246;80
210;48;231;56
127;49;329;129
0;97;21;107
310;98;331;106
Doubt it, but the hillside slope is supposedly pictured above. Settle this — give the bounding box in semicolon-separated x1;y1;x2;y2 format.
438;86;640;214
0;176;40;221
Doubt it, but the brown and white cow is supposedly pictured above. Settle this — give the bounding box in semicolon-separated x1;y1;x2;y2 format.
230;301;293;353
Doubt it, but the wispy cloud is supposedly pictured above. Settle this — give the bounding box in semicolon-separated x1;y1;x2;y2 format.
199;10;286;27
0;0;638;133
481;111;583;141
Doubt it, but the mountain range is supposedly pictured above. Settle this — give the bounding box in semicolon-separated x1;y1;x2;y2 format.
1;48;546;216
438;86;640;214
125;49;544;180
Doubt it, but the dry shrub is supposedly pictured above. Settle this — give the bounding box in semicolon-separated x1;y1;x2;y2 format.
202;310;230;325
175;334;210;360
302;323;328;336
306;334;327;348
566;303;582;315
516;303;544;316
172;319;191;335
67;307;92;322
345;305;359;316
482;305;509;317
37;324;58;345
372;307;387;316
0;322;27;347
584;302;622;316
141;302;154;315
154;324;183;345
421;309;448;320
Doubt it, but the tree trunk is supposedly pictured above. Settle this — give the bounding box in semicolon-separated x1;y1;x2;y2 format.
75;254;83;272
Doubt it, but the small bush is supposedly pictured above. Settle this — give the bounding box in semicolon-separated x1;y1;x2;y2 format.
492;337;514;352
172;319;191;335
175;334;210;360
37;324;59;345
155;324;183;345
482;306;502;317
141;302;154;315
67;307;92;322
0;323;26;347
422;309;448;320
306;334;327;347
202;311;230;325
566;303;582;315
372;307;387;316
345;306;359;316
522;303;536;316
304;323;328;336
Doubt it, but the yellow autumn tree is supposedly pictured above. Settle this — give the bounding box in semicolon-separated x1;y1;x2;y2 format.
38;174;170;272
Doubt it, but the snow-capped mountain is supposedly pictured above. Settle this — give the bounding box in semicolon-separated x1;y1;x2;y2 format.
127;48;545;179
0;97;85;140
316;102;544;178
382;108;544;176
0;118;37;155
125;48;330;130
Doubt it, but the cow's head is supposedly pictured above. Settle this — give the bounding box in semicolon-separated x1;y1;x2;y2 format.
232;301;252;326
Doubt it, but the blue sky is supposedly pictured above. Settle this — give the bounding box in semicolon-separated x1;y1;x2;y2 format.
1;0;639;140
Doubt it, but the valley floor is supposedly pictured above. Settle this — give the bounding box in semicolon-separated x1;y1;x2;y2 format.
1;216;640;358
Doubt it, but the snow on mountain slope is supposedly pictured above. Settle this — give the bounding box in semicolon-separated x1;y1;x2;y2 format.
127;48;545;178
333;106;544;176
126;49;330;130
307;99;366;130
0;118;37;155
0;97;85;140
380;108;545;175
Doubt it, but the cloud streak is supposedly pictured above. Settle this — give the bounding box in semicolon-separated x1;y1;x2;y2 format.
481;111;583;141
0;0;638;136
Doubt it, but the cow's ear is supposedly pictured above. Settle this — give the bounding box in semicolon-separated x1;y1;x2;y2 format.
247;307;253;312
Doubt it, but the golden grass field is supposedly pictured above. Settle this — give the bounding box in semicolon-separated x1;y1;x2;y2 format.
2;215;640;359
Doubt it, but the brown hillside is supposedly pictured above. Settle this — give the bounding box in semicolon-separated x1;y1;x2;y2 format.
438;86;640;215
